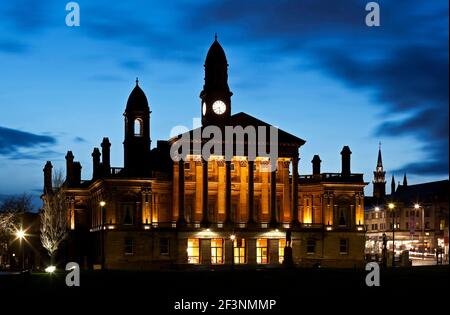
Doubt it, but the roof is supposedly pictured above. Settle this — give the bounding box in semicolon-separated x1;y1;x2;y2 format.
170;111;305;150
126;82;149;112
392;180;449;204
205;39;227;66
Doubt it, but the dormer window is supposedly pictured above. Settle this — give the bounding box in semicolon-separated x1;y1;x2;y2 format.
134;118;143;137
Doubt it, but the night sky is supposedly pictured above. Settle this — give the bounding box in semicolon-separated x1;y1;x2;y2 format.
0;0;448;208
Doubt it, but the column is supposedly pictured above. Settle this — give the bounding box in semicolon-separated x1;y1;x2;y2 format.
248;160;255;225
261;160;270;219
201;158;209;227
195;159;203;222
282;160;290;223
270;159;278;227
177;160;186;226
217;159;225;220
239;160;248;223
225;160;232;225
291;155;299;226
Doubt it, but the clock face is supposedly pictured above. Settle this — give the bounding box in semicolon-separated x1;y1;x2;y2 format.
202;102;206;116
212;100;226;115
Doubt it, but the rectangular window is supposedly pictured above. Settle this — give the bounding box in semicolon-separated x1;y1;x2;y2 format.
211;238;224;264
187;238;200;264
233;238;246;264
440;219;445;231
124;238;133;255
184;162;190;170
256;239;268;264
406;222;409;229
307;238;316;254
405;211;409;217
230;163;235;171
339;239;348;254
279;239;286;263
374;224;378;230
159;238;170;255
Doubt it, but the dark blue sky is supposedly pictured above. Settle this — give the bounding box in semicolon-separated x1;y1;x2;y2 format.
0;0;448;207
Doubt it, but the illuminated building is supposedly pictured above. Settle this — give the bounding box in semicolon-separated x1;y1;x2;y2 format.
43;37;367;269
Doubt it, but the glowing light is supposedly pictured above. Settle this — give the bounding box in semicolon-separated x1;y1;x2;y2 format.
414;203;420;209
388;203;395;210
16;229;25;240
374;207;380;211
99;201;106;207
230;234;236;241
326;226;333;231
45;266;56;273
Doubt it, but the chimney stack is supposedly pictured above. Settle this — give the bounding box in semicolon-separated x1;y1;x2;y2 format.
340;146;352;176
73;162;82;185
312;155;321;177
101;137;111;175
92;148;101;179
65;151;74;186
43;161;53;193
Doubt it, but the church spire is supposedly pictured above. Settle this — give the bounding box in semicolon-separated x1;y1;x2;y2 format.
377;142;383;167
373;143;386;200
391;175;396;195
403;173;408;186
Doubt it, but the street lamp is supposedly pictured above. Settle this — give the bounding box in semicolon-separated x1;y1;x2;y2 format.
230;234;236;269
100;201;106;269
15;228;25;270
388;202;396;267
414;203;425;260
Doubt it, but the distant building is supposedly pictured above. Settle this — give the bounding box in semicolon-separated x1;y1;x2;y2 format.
364;147;449;260
43;37;367;270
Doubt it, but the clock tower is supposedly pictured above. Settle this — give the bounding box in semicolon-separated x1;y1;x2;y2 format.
200;35;233;126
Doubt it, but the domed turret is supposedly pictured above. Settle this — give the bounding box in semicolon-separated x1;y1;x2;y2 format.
126;78;149;112
200;35;232;126
123;78;151;175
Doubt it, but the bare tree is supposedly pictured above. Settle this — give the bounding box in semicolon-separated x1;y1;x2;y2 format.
0;193;34;213
40;170;69;264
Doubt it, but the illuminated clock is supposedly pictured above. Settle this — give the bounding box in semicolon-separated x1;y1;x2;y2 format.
202;102;206;116
212;100;226;115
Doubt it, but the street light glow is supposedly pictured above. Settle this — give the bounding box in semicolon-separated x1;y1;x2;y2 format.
414;203;420;209
45;265;56;273
16;229;25;240
230;234;236;241
388;203;395;210
374;207;380;211
99;201;106;207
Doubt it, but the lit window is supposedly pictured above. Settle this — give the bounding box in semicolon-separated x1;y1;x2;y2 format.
187;238;200;264
307;239;316;254
278;239;286;263
339;239;348;254
256;239;268;264
159;238;170;255
440;219;445;231
124;238;133;255
134;118;143;136
233;238;246;264
211;238;224;264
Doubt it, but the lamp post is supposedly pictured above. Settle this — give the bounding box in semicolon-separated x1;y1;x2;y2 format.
415;203;425;260
388;203;395;267
230;234;236;270
100;201;106;270
16;228;25;270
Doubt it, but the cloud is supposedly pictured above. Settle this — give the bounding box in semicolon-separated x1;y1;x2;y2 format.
0;126;57;160
0;39;27;54
73;136;87;143
185;0;449;176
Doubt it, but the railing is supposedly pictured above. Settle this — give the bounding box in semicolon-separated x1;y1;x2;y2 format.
299;173;364;182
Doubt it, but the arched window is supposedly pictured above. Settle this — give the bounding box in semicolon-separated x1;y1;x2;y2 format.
134;118;143;136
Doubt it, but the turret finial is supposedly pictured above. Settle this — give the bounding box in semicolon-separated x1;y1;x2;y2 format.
136;77;139;86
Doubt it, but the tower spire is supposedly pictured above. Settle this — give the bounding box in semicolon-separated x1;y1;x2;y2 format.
403;173;408;186
373;143;386;199
391;175;396;195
